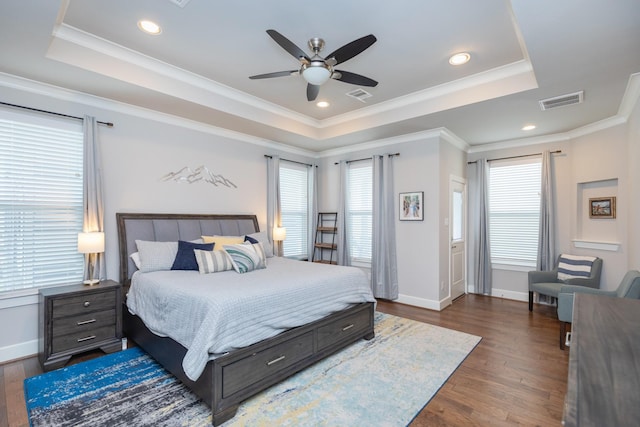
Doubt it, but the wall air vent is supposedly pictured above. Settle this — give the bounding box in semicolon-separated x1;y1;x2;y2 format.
168;0;191;7
346;88;372;103
539;91;584;111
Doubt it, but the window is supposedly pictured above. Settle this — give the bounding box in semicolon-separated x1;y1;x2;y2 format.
488;159;541;268
347;161;372;263
0;110;84;293
279;161;309;259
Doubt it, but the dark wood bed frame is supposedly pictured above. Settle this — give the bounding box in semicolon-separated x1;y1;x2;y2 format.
116;213;375;426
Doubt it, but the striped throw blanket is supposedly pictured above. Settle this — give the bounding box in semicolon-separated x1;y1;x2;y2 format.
557;254;596;281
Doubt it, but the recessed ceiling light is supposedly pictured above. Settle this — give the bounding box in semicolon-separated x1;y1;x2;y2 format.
522;124;536;131
137;20;162;35
449;52;470;65
316;101;330;108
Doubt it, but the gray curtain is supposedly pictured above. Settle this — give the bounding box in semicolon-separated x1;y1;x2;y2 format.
336;161;350;266
82;116;105;281
371;155;398;299
307;164;318;261
537;150;556;270
473;159;492;295
266;155;282;256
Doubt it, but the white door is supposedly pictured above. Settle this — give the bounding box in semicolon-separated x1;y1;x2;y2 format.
450;177;466;301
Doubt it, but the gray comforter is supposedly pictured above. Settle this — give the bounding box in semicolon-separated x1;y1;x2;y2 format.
126;257;375;380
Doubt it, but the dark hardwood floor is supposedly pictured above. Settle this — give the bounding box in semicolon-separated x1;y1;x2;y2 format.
1;294;568;427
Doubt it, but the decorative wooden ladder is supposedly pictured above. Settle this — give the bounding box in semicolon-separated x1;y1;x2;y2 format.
312;212;338;264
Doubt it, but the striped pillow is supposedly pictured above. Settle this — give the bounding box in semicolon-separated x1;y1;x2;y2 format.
223;242;267;273
193;249;234;274
557;254;596;281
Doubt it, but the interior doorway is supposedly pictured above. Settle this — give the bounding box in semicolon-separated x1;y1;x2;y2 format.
450;176;466;301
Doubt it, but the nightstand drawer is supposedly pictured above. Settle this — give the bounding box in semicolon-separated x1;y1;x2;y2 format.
51;325;117;354
52;289;116;318
52;309;116;337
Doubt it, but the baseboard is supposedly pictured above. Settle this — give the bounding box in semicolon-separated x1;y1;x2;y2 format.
395;294;447;311
490;288;529;302
0;339;38;364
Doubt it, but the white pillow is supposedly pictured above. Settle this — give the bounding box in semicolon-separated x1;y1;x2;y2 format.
134;240;179;273
130;252;142;269
245;231;274;258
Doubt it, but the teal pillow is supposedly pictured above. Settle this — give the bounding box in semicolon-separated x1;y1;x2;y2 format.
224;242;267;273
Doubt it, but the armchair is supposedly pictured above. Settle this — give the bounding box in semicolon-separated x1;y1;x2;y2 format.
528;255;602;311
557;270;640;349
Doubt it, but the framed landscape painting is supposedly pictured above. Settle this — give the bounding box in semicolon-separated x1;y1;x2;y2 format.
589;196;616;219
399;191;423;221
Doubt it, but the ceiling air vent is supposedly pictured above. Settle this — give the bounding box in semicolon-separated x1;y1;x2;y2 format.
346;88;372;103
539;91;584;111
168;0;191;7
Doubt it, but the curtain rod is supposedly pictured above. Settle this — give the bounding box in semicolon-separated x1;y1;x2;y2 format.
264;155;314;168
0;101;114;127
467;150;561;164
334;152;400;165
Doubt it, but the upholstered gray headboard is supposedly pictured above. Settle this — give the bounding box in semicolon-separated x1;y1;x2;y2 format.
116;213;259;286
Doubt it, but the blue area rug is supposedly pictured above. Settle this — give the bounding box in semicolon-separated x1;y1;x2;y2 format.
24;313;481;427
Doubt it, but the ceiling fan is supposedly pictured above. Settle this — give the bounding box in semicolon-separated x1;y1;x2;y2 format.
249;29;378;102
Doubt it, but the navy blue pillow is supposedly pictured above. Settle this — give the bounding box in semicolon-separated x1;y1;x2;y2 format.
244;235;259;244
171;240;214;271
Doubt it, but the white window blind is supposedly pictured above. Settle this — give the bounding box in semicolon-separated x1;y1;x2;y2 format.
347;161;372;263
279;162;309;259
0;111;84;292
489;159;541;268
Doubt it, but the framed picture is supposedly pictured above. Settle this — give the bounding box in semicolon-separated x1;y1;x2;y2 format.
399;191;424;221
589;196;616;219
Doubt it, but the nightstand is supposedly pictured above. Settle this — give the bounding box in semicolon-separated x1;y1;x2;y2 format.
38;280;123;371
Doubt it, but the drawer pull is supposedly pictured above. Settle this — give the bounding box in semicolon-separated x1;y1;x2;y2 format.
77;319;96;326
342;323;355;331
77;335;96;343
83;301;91;307
266;355;286;366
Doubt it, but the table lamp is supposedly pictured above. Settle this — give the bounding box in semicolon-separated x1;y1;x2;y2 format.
78;231;105;285
273;226;287;242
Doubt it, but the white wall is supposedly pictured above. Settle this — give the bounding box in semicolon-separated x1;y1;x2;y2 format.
467;122;635;300
318;135;466;310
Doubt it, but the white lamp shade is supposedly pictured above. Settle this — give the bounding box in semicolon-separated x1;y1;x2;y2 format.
302;65;331;85
273;227;287;242
78;232;105;254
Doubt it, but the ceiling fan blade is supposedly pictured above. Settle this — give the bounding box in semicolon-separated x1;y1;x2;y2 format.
325;34;377;66
307;84;320;101
333;70;378;87
266;29;310;62
249;70;297;80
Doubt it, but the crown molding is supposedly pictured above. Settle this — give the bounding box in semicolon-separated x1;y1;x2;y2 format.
618;72;640;118
48;22;537;142
0;72;317;158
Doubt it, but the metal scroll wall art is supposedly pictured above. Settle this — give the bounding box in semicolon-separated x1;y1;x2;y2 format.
161;166;237;188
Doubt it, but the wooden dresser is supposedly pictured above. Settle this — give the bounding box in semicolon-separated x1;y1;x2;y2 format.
38;280;123;371
563;293;640;426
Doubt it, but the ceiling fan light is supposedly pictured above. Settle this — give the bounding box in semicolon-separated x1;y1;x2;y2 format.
302;65;331;85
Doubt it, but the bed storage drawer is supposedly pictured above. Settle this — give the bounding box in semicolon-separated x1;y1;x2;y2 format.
317;307;371;350
222;331;314;398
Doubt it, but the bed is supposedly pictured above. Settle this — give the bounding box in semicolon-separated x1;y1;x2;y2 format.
116;213;376;425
